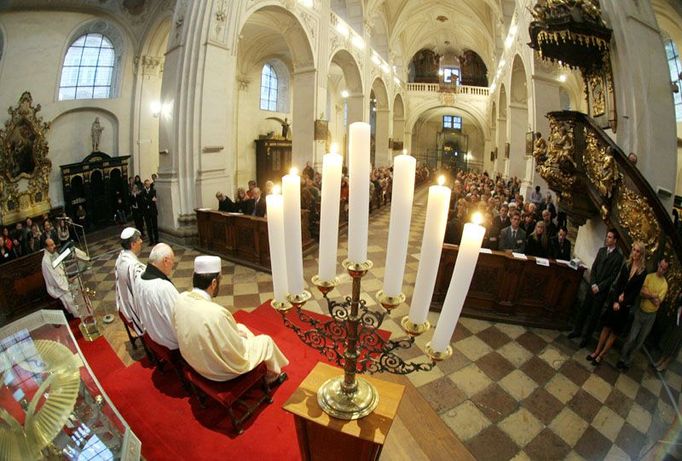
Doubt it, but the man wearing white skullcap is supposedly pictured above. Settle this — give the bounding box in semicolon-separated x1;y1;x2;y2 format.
134;243;180;350
115;227;145;334
173;255;289;384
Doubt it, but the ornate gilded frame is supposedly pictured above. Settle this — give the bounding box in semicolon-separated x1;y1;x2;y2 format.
0;92;52;222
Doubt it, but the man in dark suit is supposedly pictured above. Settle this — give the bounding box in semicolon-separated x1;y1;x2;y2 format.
216;191;235;212
498;211;526;252
249;187;266;217
487;204;510;250
141;179;159;245
568;229;624;348
550;227;571;261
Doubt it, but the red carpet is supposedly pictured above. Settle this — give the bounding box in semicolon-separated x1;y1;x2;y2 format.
74;302;376;461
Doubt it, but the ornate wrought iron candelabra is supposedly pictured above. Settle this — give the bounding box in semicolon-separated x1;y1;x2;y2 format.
273;258;451;420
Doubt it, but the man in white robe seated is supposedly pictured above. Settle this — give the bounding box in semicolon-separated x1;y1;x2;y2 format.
174;255;288;385
115;227;146;335
41;238;78;316
134;243;179;350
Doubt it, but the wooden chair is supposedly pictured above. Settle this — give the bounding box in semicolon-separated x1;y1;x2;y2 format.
141;333;186;386
181;362;272;435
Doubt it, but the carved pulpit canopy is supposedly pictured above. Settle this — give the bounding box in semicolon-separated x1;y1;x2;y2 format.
528;0;612;74
0;92;52;223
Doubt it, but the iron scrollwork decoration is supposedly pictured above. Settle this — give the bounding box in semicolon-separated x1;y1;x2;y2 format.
0;91;52;220
281;290;436;377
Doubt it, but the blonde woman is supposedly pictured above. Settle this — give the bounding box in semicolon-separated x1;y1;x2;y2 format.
587;242;647;366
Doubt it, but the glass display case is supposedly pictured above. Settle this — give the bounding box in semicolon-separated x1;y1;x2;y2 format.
0;310;141;460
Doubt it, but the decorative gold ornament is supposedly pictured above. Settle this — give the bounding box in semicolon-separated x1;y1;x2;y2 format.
583;131;621;199
0;92;52;223
536;119;577;203
616;187;660;255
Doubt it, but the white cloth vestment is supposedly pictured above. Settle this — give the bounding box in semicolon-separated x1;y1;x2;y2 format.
173;289;289;381
115;250;146;335
41;250;77;316
134;270;179;350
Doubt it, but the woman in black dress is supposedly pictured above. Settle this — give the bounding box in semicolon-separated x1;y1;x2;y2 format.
587;241;647;366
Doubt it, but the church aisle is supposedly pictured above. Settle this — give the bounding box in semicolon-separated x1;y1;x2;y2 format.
82;187;680;460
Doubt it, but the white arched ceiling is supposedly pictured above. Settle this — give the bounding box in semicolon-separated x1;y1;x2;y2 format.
330;0;365;36
386;1;497;73
367;6;390;61
330;49;363;94
238;6;314;75
140;15;170;56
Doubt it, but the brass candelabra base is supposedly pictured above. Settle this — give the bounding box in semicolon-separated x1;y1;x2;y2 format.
274;258;449;420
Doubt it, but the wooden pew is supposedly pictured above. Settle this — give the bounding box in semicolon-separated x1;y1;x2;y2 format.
431;244;586;330
0;251;60;325
195;209;314;273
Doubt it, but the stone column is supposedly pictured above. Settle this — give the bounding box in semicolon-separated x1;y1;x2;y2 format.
292;67;318;168
507;103;528;180
375;108;390;166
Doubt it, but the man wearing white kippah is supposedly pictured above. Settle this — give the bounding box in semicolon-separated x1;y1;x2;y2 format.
174;255;289;384
115;227;146;335
135;243;179;350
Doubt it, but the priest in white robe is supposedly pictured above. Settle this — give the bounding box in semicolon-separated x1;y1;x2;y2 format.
174;255;288;384
41;238;78;316
134;243;179;350
115;227;146;335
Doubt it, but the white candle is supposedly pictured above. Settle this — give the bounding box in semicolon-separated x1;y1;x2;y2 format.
407;176;451;325
348;122;371;263
431;215;486;353
382;153;416;297
318;151;343;281
282;169;304;295
266;188;288;303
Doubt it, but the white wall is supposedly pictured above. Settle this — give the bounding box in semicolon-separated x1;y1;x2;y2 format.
0;11;137;208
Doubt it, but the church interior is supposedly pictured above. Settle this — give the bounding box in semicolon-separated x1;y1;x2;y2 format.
1;0;682;459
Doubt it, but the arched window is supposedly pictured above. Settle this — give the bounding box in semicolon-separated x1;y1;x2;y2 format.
59;33;115;100
260;64;278;111
664;37;682;121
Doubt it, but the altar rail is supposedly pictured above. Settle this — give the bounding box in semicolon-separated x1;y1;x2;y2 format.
0;250;60;325
431;244;586;330
195;210;313;273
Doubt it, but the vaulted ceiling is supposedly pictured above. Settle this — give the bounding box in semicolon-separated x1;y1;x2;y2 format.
332;0;516;74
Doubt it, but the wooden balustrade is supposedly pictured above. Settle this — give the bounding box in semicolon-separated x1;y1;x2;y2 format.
431;244;586;330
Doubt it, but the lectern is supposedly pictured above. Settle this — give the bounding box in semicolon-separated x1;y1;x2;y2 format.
282;363;404;461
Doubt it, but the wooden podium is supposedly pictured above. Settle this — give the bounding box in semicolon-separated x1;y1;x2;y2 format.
283;363;404;461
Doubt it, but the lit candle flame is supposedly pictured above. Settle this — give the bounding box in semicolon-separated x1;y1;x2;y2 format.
290;167;298;176
273;185;281;195
437;175;445;186
471;212;483;225
402;149;408;155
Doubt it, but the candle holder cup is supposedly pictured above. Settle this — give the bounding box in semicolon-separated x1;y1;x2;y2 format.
275;258;443;420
